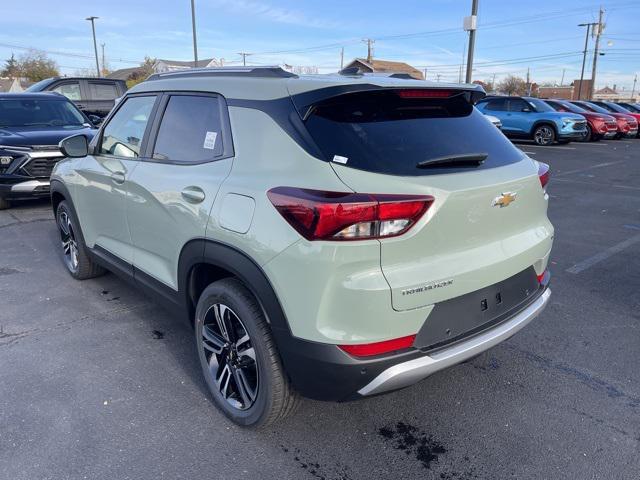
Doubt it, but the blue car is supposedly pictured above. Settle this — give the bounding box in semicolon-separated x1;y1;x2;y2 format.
0;93;96;209
476;96;587;145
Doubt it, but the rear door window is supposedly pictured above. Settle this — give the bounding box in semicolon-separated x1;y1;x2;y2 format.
152;95;227;163
483;98;507;111
88;82;119;101
508;98;530;112
303;90;523;176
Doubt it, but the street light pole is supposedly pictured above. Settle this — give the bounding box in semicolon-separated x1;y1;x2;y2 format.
85;16;100;77
191;0;199;67
577;22;595;100
464;0;479;83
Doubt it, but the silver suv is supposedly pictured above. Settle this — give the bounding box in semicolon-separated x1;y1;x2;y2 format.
51;67;553;427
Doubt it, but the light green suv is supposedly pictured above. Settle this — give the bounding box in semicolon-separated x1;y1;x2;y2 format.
51;67;553;427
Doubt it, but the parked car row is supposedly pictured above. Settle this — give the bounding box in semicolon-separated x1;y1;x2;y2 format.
478;94;640;145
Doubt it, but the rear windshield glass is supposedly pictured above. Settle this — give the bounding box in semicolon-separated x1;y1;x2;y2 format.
304;90;524;176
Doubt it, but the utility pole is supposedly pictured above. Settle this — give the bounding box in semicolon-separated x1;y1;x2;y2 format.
560;68;565;86
577;22;596;100
464;0;479;83
238;52;252;66
632;74;638;100
190;0;199;67
100;43;105;74
423;68;427;80
85;16;100;77
436;73;442;82
492;72;496;91
340;47;344;69
526;67;531;95
363;39;375;63
589;7;605;100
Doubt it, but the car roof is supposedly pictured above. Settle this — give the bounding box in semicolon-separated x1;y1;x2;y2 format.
131;66;483;101
0;92;69;100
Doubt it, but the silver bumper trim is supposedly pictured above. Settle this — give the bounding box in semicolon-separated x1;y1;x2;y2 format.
10;179;50;193
358;289;551;396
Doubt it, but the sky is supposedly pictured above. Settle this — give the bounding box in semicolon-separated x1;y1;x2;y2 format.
2;0;639;91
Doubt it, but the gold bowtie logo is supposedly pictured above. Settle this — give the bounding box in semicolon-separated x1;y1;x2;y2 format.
492;192;517;208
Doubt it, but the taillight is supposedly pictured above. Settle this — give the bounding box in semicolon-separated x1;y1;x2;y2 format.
537;269;550;285
267;187;433;241
538;162;550;189
338;334;416;357
397;89;453;98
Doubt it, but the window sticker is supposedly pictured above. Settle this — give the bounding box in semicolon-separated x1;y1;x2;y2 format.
332;155;348;164
203;131;218;150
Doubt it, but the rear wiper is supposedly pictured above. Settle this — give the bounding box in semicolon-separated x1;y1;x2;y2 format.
416;153;488;169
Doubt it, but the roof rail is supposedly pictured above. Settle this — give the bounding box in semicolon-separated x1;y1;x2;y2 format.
338;68;420;80
147;66;298;81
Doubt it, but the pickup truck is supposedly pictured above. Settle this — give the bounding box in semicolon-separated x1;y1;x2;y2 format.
26;77;127;120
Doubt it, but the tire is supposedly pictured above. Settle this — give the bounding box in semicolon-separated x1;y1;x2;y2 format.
533;124;556;146
56;200;105;280
582;125;593;142
195;278;299;427
0;197;9;210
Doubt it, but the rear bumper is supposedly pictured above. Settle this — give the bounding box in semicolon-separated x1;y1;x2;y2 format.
359;288;550;396
274;273;550;402
0;178;50;199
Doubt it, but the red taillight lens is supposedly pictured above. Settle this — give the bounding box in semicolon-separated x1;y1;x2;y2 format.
397;89;453;98
338;334;416;357
267;187;433;241
538;162;550;189
537;269;550;285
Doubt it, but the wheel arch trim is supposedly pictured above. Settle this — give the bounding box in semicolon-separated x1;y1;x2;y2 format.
178;238;292;336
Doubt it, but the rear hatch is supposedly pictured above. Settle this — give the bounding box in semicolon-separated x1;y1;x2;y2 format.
298;86;553;311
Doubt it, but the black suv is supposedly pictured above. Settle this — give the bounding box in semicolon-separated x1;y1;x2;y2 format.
26;77;127;120
0;93;96;209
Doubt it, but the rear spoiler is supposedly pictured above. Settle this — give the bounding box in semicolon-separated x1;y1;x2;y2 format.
290;84;486;121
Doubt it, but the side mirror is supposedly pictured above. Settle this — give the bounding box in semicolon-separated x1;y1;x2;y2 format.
88;114;103;127
59;134;89;158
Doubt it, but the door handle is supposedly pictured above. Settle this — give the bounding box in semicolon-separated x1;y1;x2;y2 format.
111;171;126;184
181;186;206;204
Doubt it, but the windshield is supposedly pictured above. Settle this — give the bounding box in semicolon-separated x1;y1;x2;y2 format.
0;98;86;127
559;101;587;114
578;102;611;114
603;102;631;114
527;98;555;112
304;90;524;176
25;79;53;92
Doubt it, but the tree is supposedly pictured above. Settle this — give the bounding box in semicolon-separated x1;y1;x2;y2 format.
497;75;527;96
1;53;20;78
126;56;157;88
17;50;59;81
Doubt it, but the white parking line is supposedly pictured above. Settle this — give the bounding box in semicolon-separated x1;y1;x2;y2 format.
554;160;627;177
579;142;609;146
566;233;640;274
524;145;576;150
519;151;537;155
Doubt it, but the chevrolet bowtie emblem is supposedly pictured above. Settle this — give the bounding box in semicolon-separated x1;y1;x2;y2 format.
492;192;517;208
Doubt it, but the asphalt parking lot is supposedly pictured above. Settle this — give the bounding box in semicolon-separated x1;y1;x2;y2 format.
1;139;639;480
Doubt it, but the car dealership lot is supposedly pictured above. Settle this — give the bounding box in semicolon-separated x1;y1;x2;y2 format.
1;141;639;480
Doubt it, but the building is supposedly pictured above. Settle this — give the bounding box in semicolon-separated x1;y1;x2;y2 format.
537;85;573;100
342;58;424;80
107;58;220;82
572;79;593;100
0;78;30;92
593;86;619;101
